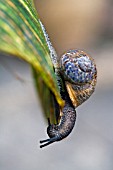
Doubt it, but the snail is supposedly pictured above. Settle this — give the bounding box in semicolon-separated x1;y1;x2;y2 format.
40;49;97;148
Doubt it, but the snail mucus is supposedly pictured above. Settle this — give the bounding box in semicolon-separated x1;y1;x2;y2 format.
40;49;97;148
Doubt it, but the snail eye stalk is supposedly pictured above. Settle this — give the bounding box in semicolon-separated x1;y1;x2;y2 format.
40;137;57;148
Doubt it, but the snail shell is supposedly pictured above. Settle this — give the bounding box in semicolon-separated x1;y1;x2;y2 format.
60;49;97;108
40;49;97;148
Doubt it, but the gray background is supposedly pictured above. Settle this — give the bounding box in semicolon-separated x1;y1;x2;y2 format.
0;0;113;170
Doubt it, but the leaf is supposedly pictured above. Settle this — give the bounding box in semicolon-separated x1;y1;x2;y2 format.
0;0;64;122
32;67;58;124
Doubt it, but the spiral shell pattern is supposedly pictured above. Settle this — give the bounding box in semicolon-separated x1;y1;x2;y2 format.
60;50;96;85
60;50;97;107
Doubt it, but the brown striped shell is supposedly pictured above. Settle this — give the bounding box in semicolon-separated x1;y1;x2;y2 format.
60;49;97;108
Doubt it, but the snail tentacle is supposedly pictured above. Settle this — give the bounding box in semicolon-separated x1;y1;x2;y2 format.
40;137;58;148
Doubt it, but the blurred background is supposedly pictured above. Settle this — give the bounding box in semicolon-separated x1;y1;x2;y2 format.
0;0;113;170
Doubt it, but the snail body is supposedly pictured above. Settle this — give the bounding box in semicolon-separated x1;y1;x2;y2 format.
40;49;97;148
40;100;76;148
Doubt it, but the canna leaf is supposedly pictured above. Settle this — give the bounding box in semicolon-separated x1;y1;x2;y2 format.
0;0;64;122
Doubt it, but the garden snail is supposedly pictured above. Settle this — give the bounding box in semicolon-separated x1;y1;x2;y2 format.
40;49;97;148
